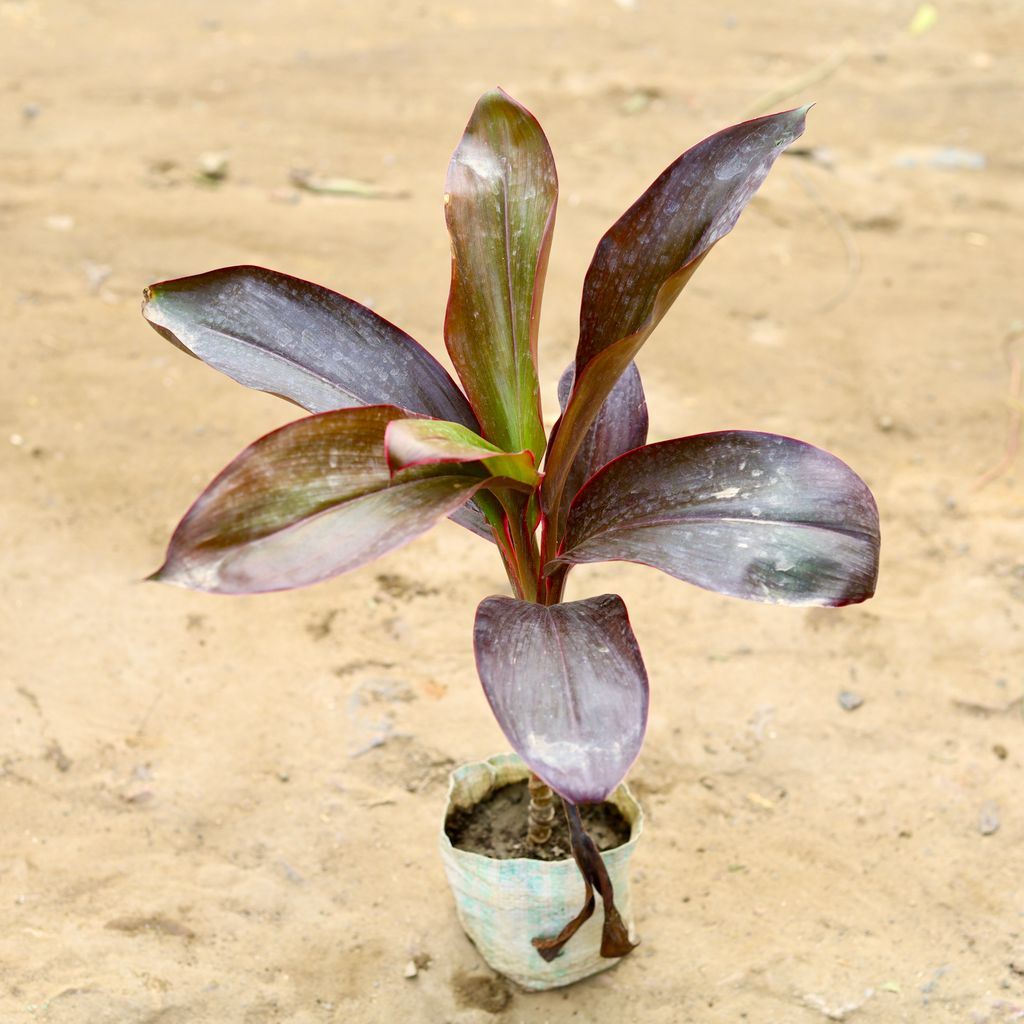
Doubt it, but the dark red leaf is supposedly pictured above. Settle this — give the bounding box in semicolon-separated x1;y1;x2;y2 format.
473;594;649;804
152;406;489;595
543;107;809;532
555;360;648;525
555;431;879;606
143;265;477;426
144;265;493;543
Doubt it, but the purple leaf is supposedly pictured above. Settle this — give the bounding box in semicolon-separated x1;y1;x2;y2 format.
555;431;879;607
543;107;809;531
143;265;493;544
449;498;495;542
444;89;557;461
473;594;649;804
556;360;648;524
152;406;489;595
143;265;477;426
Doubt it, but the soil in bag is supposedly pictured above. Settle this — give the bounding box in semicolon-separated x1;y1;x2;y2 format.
446;780;630;862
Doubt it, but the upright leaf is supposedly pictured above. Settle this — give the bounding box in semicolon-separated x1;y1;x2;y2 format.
555;431;879;607
444;89;556;462
152;406;490;595
555;360;648;522
473;594;649;804
543;107;809;529
143;265;478;426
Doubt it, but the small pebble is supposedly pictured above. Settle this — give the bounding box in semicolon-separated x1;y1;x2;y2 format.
838;690;864;712
979;802;1000;836
197;152;229;182
278;861;304;884
45;214;74;231
403;959;418;979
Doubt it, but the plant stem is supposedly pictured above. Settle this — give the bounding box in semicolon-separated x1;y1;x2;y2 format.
540;561;568;605
495;488;540;602
489;496;561;850
527;772;556;848
537;511;565;606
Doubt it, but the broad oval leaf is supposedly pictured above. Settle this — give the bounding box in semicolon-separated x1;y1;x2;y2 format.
384;417;538;487
144;265;492;544
473;594;649;804
152;406;489;595
555;431;879;607
143;265;478;426
543;107;809;531
556;359;648;519
444;89;556;462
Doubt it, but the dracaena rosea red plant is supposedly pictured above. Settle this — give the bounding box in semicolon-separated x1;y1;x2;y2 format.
143;90;879;960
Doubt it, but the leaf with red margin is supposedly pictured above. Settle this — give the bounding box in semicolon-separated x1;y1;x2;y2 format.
143;265;478;426
554;431;880;607
385;418;538;488
444;89;556;462
143;265;494;543
473;594;649;804
151;406;491;595
555;360;648;527
543;106;810;534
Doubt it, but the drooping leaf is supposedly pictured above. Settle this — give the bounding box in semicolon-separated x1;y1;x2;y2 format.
444;88;556;462
473;594;649;804
543;106;809;530
533;802;636;962
152;406;490;595
555;359;648;522
385;417;539;487
554;431;879;606
143;265;478;426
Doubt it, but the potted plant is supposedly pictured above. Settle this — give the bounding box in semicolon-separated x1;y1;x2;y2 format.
142;89;879;990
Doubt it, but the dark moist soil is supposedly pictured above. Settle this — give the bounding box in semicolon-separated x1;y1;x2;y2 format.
445;780;631;862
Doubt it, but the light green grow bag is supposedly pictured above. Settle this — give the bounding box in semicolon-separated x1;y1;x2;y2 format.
439;753;643;991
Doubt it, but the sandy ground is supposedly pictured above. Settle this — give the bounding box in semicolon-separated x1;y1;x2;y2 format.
2;1;1023;1021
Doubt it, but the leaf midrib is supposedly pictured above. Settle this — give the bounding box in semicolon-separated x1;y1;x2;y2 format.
568;512;878;548
182;317;362;406
199;472;477;550
546;609;582;731
499;163;523;437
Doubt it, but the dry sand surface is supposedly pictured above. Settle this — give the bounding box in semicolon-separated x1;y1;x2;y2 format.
3;1;1023;1021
